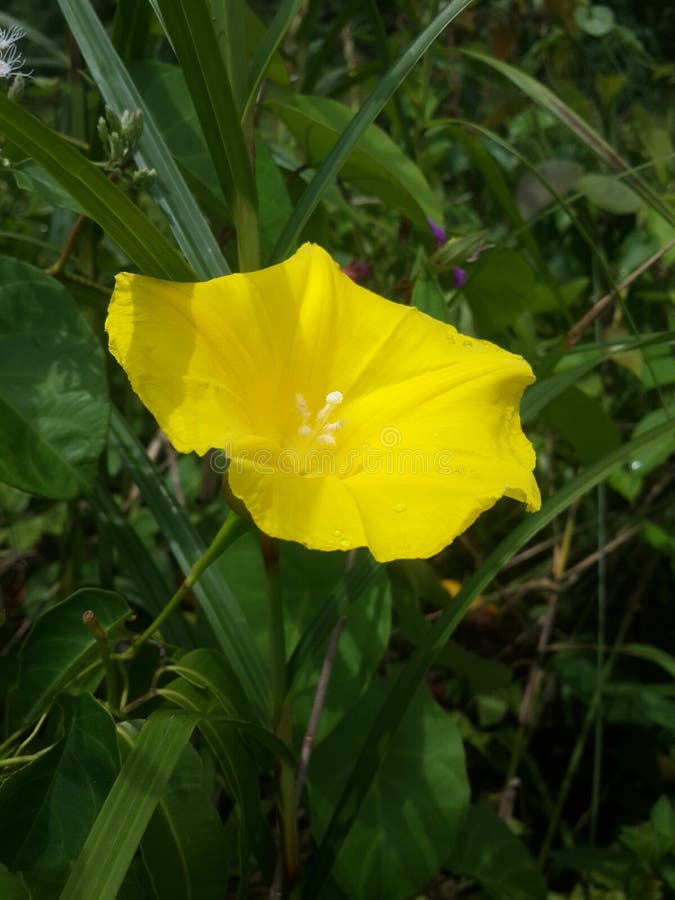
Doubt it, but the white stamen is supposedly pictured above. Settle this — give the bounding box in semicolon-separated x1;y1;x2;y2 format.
296;393;310;419
321;419;346;433
317;433;336;446
317;389;344;423
298;424;312;437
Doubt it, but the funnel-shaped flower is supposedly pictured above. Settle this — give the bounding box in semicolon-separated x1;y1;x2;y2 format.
106;244;539;562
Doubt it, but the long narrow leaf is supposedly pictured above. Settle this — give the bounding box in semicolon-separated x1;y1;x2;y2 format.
463;50;675;227
155;0;257;216
57;0;230;278
59;711;200;900
244;0;302;122
270;0;476;263
0;93;193;280
110;410;269;715
305;418;675;897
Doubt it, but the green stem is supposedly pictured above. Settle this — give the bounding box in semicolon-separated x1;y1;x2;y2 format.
261;533;300;893
116;513;249;660
83;610;121;708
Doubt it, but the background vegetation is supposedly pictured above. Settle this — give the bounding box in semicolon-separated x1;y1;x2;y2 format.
0;1;673;898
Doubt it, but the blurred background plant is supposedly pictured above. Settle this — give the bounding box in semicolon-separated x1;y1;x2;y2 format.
0;1;673;898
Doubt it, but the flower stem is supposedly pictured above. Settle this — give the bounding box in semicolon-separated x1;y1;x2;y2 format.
115;512;249;660
261;533;299;894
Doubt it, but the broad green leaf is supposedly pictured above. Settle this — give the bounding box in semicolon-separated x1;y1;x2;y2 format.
0;257;109;499
450;805;546;900
0;694;119;875
578;173;643;215
111;409;269;714
117;727;229;900
59;710;200;900
308;684;469;900
0;864;30;900
305;419;675;897
544;386;621;464
272;94;442;228
463;50;675;227
271;0;476;261
293;566;392;741
56;0;228;278
0;93;193;280
15;588;129;723
461;248;536;334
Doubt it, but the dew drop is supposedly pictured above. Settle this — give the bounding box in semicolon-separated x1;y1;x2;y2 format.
339;538;350;549
333;529;342;537
393;503;407;513
462;340;473;348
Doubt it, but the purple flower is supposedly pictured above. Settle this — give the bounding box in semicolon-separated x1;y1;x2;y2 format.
452;267;468;289
427;217;446;248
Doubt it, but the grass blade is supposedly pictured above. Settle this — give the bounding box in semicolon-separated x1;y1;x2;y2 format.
57;0;231;278
110;410;269;715
155;0;258;232
305;418;675;897
463;50;675;227
244;0;302;123
0;93;193;280
59;711;200;900
270;0;476;263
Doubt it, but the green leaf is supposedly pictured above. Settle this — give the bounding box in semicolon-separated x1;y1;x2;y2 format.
244;0;301;121
0;93;193;281
56;0;228;278
59;710;200;900
307;684;469;900
412;275;448;322
463;50;675;227
92;484;195;648
577;173;643;215
271;0;476;261
0;694;119;875
155;0;257;213
15;588;129;723
450;805;546;900
11;161;85;214
305;418;675;897
544;386;621;465
461;248;533;334
111;410;269;716
272;94;442;228
117;727;229;900
0;865;30;900
0;257;109;499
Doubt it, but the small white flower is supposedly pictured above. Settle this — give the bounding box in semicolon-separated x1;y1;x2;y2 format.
0;25;24;53
0;26;28;80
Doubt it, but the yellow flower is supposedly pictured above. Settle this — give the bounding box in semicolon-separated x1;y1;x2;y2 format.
106;243;540;562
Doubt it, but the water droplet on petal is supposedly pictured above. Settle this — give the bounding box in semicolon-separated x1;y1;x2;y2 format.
393;503;407;513
333;529;342;537
339;538;350;549
462;340;473;348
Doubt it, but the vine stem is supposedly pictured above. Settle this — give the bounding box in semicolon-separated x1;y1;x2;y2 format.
114;512;248;661
261;534;300;898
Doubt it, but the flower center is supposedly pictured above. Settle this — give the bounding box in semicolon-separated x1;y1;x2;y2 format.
295;390;346;449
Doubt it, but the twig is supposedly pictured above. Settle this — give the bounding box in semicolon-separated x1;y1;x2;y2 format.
566;238;675;349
